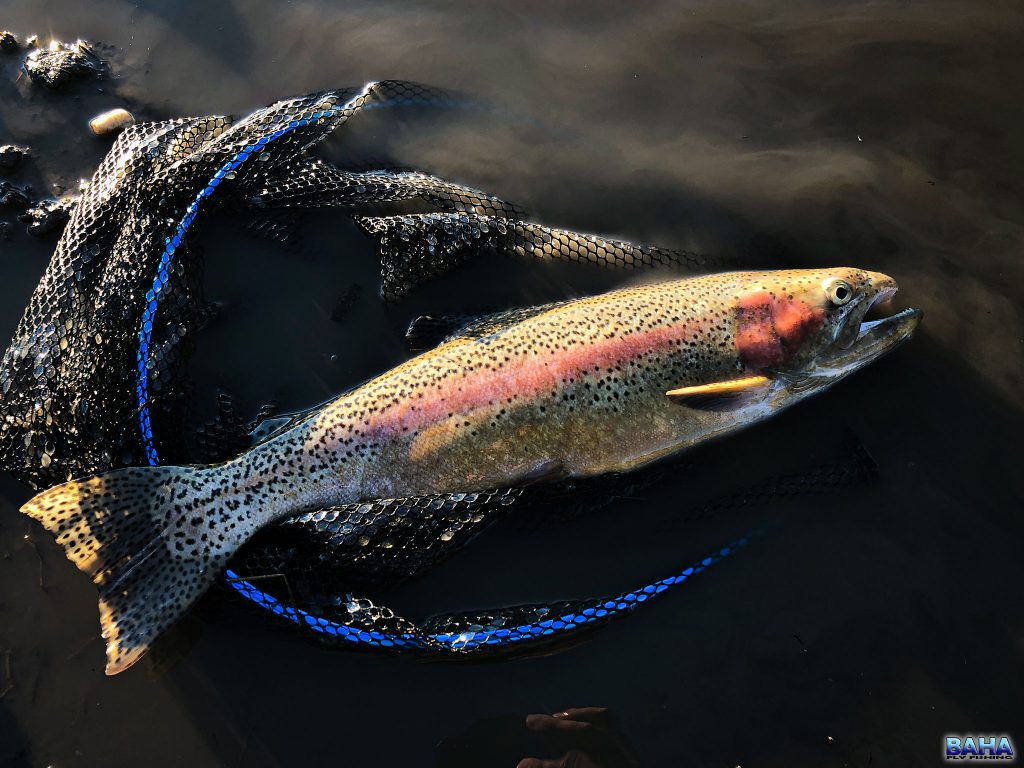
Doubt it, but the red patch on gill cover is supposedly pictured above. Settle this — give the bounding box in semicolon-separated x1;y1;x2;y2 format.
736;291;783;368
772;296;824;347
736;291;825;370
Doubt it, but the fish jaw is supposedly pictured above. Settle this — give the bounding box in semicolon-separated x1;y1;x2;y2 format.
800;306;922;381
768;305;922;406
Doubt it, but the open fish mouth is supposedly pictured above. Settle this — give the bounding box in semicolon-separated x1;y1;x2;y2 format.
821;305;923;376
777;274;922;393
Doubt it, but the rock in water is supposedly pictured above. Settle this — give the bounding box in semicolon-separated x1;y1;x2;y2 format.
18;197;77;237
0;31;18;53
0;144;31;170
22;40;104;88
0;181;32;212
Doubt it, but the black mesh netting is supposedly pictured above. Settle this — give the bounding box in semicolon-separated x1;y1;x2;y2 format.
359;212;708;303
223;441;877;655
0;81;711;491
0;83;834;658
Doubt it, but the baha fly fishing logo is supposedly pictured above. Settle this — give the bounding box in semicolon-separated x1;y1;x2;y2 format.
945;734;1016;762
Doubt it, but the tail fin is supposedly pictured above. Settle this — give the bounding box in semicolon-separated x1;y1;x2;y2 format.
20;465;241;675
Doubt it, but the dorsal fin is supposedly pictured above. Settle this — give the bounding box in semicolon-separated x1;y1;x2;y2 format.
405;300;573;351
404;314;476;351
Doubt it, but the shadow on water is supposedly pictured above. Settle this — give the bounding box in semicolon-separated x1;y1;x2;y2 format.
0;705;31;768
0;0;1022;766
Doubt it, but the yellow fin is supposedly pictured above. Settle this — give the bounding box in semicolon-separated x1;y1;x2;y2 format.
666;376;771;410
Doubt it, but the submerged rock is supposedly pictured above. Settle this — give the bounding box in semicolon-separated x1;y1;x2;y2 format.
23;40;104;88
331;284;363;323
0;31;18;54
0;221;11;240
18;196;76;237
0;181;32;212
0;144;31;170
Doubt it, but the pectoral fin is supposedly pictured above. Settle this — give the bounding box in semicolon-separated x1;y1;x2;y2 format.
405;301;573;352
666;376;771;411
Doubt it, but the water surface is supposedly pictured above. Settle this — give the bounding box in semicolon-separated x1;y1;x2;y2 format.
1;1;1022;765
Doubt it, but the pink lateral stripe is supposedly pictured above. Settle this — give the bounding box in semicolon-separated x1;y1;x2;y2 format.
366;318;705;440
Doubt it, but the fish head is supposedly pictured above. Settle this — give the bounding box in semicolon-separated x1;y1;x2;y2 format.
731;268;921;401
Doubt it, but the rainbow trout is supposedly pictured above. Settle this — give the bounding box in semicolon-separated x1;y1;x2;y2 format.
22;268;920;674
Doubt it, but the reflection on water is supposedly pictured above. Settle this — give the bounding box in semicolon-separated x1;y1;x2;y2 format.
0;1;1022;765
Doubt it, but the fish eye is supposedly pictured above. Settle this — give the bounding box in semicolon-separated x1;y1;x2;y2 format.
824;279;854;306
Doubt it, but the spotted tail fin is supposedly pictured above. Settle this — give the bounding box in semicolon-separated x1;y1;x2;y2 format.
20;465;246;675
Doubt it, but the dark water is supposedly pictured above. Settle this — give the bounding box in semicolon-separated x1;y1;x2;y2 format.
1;1;1022;766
